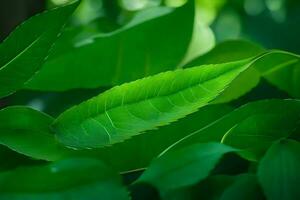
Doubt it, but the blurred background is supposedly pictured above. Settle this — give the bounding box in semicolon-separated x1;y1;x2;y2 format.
1;0;300;53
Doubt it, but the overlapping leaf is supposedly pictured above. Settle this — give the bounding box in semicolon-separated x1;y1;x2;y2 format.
161;99;300;160
0;1;79;98
0;106;71;161
25;1;195;91
53;59;251;149
136;143;237;193
0;158;130;200
257;139;300;200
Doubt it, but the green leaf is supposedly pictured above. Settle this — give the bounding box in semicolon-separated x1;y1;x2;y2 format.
136;143;236;193
162;99;300;159
162;175;236;200
254;51;300;98
221;106;300;160
185;40;265;67
257;139;300;200
25;2;195;91
220;174;264;200
53;59;250;149
76;104;233;172
0;106;71;161
0;145;44;172
0;158;130;200
0;1;79;98
185;40;264;103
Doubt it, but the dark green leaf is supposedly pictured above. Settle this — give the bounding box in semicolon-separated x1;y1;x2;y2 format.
185;40;265;67
76;104;233;172
0;158;130;200
0;106;71;161
162;99;300;160
257;139;300;200
0;1;79;98
136;143;236;193
25;2;195;91
220;174;264;200
255;51;300;98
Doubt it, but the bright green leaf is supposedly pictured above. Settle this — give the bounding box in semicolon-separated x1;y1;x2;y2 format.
257;139;300;200
77;104;233;172
0;1;79;98
53;59;250;149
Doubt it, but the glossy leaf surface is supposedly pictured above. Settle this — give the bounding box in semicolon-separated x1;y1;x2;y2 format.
53;59;250;149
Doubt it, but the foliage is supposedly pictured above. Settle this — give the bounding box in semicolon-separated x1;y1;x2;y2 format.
0;0;299;199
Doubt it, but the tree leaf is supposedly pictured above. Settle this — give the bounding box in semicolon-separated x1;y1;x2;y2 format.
136;142;236;193
0;1;79;98
257;139;300;200
0;106;71;161
221;107;300;160
25;1;195;91
254;51;300;98
184;40;264;103
0;145;45;172
161;99;300;159
220;174;264;200
184;40;265;67
76;104;233;172
165;175;236;200
53;59;250;149
0;158;130;200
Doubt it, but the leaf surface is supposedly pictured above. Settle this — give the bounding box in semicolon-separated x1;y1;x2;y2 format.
257;139;300;200
76;104;233;172
53;59;250;148
0;106;71;161
0;1;79;98
25;2;195;91
0;158;130;200
136;143;236;193
162;99;300;160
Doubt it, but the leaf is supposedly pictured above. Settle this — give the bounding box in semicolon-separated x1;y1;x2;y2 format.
25;2;195;91
257;139;300;200
76;104;233;172
221;108;300;160
136;143;236;193
254;51;300;98
185;40;265;67
0;1;79;98
161;99;300;159
185;40;265;103
220;174;264;200
0;145;44;172
0;158;130;200
53;59;250;149
0;106;71;161
162;175;236;200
